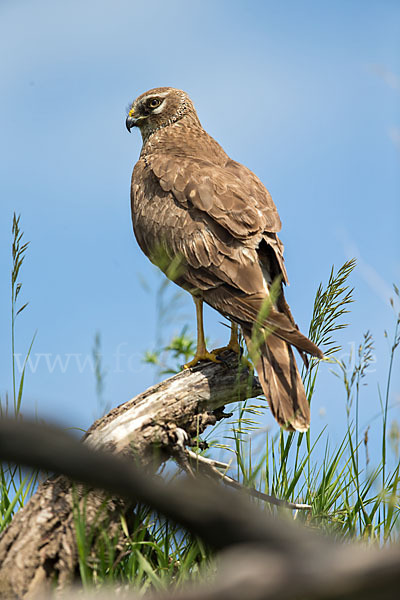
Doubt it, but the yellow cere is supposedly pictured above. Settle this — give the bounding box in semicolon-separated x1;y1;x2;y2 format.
128;107;135;117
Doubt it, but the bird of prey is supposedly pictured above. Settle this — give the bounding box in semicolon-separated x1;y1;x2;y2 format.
126;87;323;432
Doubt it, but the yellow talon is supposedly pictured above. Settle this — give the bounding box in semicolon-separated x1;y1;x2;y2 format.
183;349;222;370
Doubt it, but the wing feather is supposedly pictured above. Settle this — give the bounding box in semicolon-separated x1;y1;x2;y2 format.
146;154;281;239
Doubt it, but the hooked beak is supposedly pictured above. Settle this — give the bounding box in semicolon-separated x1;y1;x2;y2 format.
126;114;138;132
126;107;147;132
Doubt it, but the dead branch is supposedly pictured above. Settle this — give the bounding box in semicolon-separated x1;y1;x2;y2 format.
0;352;261;598
186;449;312;510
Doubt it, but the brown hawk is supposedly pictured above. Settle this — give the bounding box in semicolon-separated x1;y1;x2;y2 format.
126;87;323;432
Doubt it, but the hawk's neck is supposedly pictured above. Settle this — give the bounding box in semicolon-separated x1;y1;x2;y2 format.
140;118;229;164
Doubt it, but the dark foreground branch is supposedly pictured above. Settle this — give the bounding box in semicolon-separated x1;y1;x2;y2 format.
0;353;261;598
0;418;399;600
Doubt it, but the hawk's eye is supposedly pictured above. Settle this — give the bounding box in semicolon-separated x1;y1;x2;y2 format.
148;98;161;109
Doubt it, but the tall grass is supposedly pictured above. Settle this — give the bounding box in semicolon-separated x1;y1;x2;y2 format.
0;214;38;531
10;214;34;416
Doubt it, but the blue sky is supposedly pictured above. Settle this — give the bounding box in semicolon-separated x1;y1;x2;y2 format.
0;0;399;459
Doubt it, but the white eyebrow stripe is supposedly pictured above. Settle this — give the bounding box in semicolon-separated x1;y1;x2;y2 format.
142;91;170;103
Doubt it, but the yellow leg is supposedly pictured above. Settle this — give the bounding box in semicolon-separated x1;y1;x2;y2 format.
213;322;253;369
213;322;241;355
183;297;222;369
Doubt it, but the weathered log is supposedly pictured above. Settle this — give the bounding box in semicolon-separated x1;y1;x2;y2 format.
0;353;261;599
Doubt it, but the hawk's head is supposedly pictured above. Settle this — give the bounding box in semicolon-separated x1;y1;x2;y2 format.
126;87;199;140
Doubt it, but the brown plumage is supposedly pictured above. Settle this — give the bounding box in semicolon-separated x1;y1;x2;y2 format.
126;87;323;432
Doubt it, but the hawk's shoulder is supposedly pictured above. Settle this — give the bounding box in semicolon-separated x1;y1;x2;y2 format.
137;124;282;239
